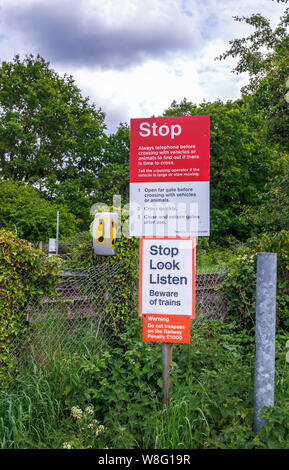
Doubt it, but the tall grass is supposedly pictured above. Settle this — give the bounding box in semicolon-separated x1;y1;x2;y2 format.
0;305;114;449
152;398;207;449
0;360;68;448
0;321;111;449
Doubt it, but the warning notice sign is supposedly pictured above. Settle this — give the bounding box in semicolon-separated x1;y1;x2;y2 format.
139;237;195;344
139;237;195;318
129;115;210;237
142;314;191;344
130;115;210;183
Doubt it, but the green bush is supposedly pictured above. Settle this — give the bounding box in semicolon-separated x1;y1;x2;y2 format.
222;230;289;331
52;319;164;449
154;321;255;449
59;320;258;449
0;229;60;387
257;403;289;449
0;179;77;242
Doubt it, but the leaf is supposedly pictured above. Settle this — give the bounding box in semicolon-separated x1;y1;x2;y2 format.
157;378;163;389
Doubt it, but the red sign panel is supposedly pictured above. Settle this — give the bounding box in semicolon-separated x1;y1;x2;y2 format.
142;314;191;344
130;115;210;183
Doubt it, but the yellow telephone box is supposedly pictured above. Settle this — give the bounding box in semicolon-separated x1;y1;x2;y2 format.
92;212;118;255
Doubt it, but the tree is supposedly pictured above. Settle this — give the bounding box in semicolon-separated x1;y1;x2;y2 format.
215;0;289;239
164;99;280;241
240;159;289;233
0;179;77;242
94;163;129;205
0;54;107;201
103;122;130;165
94;123;131;205
217;0;289;151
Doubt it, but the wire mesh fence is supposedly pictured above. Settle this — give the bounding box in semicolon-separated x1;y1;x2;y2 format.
8;261;125;367
195;271;227;322
7;263;228;369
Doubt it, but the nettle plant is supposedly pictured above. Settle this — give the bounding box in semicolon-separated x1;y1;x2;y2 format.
0;230;59;387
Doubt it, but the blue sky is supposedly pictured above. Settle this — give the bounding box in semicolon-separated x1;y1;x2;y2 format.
0;0;286;133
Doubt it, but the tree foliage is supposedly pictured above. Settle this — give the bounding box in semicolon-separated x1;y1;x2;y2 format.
0;54;107;206
103;123;130;165
241;159;289;234
94;122;130;205
164;98;279;241
94;163;129;205
0;179;77;242
217;0;289;150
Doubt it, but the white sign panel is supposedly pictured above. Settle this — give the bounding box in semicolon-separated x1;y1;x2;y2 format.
139;237;195;317
130;181;209;237
49;238;56;252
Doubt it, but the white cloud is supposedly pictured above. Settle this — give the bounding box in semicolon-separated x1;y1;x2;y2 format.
0;0;286;133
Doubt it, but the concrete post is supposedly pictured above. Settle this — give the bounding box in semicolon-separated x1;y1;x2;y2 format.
254;252;277;434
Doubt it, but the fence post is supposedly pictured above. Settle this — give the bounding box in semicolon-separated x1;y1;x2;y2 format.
254;252;277;434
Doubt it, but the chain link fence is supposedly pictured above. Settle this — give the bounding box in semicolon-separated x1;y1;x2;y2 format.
195;270;227;322
8;261;125;367
7;263;228;369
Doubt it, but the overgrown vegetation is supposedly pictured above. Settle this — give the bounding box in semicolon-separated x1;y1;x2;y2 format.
222;231;289;331
0;0;288;450
0;230;60;387
0;320;289;449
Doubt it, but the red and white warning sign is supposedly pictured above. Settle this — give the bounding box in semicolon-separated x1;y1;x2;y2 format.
129;115;210;237
139;237;195;344
142;314;191;344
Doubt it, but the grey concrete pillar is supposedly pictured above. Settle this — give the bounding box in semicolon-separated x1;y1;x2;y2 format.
254;252;277;434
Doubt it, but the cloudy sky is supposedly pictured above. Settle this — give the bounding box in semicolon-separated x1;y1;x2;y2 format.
0;0;285;133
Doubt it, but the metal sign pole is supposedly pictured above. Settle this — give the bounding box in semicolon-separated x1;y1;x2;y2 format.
162;342;173;406
56;211;60;255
